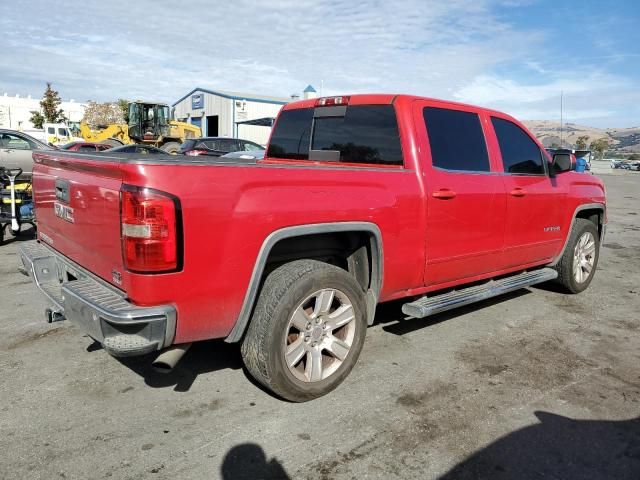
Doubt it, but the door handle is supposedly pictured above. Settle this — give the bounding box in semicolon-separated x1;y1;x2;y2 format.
510;188;526;197
432;189;456;200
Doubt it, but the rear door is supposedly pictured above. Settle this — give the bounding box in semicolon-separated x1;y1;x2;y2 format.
488;116;566;268
414;102;507;286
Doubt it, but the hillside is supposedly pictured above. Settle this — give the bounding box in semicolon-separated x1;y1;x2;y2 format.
522;120;640;153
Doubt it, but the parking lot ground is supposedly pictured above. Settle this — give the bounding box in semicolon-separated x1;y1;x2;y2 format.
1;172;639;480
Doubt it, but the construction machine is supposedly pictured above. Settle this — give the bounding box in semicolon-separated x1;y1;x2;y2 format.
79;102;201;153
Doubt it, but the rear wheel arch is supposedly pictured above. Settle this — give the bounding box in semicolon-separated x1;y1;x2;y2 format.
225;222;383;343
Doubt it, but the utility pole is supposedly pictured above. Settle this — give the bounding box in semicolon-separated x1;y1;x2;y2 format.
560;90;563;148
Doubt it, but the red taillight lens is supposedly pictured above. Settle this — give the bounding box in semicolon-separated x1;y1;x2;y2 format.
121;186;181;273
316;96;350;106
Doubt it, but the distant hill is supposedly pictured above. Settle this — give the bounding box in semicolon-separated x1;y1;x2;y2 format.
522;120;640;153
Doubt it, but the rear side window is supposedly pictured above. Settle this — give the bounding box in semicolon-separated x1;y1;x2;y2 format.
268;105;403;165
423;107;489;172
492;117;545;175
77;145;97;152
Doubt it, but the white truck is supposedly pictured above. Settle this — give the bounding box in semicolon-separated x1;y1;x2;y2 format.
23;123;81;146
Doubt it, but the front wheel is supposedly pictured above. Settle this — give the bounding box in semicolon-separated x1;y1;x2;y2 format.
554;218;600;293
241;260;367;402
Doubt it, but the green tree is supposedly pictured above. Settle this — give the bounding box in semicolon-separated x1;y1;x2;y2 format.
628;153;640;161
29;82;67;128
589;138;610;160
575;135;589;150
117;98;130;123
29;110;45;129
550;142;560;149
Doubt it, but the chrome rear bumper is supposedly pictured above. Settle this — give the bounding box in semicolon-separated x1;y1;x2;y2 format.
18;241;175;357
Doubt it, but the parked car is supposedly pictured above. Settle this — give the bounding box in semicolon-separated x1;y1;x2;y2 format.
104;144;166;155
629;161;640;171
610;159;624;169
180;137;263;157
59;141;112;153
0;128;54;177
219;150;265;161
20;94;606;402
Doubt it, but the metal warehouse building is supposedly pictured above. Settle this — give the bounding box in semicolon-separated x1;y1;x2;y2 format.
172;87;294;146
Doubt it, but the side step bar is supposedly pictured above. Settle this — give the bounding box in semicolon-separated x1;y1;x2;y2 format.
402;268;558;319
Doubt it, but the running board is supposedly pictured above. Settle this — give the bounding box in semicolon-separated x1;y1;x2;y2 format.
402;268;558;319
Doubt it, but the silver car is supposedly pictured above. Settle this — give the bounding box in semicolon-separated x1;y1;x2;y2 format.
0;128;54;178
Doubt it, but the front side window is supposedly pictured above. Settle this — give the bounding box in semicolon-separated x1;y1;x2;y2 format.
492;117;545;175
58;128;69;136
268;105;403;165
423;107;489;172
0;133;34;150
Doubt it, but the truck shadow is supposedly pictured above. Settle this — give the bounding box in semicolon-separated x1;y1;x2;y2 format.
375;289;531;336
118;289;534;394
117;339;243;392
439;411;640;480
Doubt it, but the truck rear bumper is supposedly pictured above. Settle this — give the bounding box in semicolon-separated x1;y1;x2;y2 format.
18;241;176;357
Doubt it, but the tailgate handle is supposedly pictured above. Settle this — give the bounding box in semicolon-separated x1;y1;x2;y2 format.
55;179;70;203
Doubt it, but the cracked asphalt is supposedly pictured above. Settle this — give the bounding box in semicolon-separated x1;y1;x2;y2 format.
1;165;638;479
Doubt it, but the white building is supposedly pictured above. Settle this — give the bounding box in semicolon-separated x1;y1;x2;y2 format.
172;87;298;146
0;93;86;130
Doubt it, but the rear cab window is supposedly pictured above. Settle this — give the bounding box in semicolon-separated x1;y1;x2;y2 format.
267;101;403;167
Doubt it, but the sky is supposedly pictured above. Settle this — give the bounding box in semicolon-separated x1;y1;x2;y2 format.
1;0;638;128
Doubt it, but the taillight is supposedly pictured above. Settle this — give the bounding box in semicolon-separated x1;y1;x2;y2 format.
120;186;181;273
316;96;350;106
185;149;207;156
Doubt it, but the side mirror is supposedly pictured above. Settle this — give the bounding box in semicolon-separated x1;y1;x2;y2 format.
551;153;572;175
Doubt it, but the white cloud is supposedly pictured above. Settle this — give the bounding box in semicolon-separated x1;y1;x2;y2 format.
0;0;636;126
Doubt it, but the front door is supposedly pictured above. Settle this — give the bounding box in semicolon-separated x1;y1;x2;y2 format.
415;102;507;287
489;116;566;268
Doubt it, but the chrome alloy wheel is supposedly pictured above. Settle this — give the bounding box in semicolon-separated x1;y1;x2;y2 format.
284;288;356;383
573;231;596;284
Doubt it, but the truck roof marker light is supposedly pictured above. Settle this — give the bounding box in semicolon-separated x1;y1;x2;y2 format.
316;96;350;107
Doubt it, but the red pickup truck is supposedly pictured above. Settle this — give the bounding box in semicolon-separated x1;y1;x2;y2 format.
19;94;606;401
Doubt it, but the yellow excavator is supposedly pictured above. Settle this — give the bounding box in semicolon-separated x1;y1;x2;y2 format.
79;101;201;153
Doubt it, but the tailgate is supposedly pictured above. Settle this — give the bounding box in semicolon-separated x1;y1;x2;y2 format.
32;151;124;287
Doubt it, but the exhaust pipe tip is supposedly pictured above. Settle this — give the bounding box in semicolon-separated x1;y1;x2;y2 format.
151;343;192;374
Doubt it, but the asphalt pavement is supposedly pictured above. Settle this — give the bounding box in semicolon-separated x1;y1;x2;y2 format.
0;170;638;479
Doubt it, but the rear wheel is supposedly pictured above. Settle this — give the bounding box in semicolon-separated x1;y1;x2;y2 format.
241;260;367;402
554;218;599;293
160;142;181;155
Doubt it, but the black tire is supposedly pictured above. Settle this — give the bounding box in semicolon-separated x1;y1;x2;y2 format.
554;218;600;293
241;260;367;402
160;142;181;155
